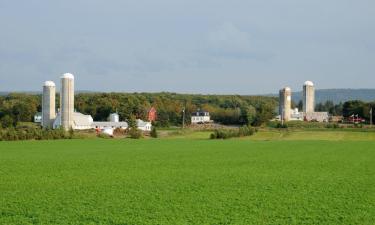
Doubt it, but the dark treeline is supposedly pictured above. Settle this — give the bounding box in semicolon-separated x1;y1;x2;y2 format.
0;93;41;128
314;100;375;122
0;92;278;127
2;93;373;129
341;100;375;121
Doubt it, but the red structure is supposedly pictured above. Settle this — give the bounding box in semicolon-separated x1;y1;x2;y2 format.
148;107;157;122
346;115;365;124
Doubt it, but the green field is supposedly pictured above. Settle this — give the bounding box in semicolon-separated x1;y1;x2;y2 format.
1;135;375;224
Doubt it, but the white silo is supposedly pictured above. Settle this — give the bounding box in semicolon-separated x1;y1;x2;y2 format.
42;81;56;128
109;113;119;122
279;87;292;121
303;81;315;113
60;73;74;130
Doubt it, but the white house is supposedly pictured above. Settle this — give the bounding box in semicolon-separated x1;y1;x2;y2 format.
191;110;211;124
137;119;152;131
34;112;42;123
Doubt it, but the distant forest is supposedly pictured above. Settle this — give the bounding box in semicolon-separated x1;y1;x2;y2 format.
0;93;278;128
2;88;375;103
291;89;375;104
1;89;375;129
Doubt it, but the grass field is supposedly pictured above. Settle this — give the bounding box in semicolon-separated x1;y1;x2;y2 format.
1;135;375;224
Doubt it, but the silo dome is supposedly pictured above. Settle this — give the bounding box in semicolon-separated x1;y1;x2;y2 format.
44;81;55;87
61;73;74;79
284;87;291;91
304;81;314;86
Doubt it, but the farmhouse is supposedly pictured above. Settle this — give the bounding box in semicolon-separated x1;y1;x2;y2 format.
191;110;212;124
34;112;42;123
137;119;152;131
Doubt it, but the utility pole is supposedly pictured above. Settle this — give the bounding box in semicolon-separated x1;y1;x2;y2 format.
182;107;185;129
370;107;373;127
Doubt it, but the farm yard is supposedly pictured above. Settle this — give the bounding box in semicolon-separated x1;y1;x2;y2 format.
1;132;375;224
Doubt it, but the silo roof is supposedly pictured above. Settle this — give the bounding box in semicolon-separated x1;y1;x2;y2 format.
61;73;74;79
44;81;56;87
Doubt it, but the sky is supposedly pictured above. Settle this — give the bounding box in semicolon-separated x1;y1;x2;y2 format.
0;0;374;94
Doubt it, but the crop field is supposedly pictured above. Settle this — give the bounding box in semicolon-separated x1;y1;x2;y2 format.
1;137;375;224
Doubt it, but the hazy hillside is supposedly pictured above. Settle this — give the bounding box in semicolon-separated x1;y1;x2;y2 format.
291;89;375;104
2;89;375;104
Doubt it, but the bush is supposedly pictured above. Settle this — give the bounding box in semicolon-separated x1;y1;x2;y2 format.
210;125;256;140
129;128;143;139
97;133;112;139
1;115;14;128
113;128;126;136
325;123;340;129
0;126;71;141
275;123;288;129
150;127;158;138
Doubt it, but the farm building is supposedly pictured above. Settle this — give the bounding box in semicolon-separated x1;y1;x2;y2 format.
304;112;329;122
53;112;94;130
92;121;129;130
191;110;212;124
148;107;157;122
40;74;152;132
278;81;329;123
137;119;152;131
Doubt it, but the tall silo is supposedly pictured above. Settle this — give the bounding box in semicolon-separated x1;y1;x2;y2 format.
42;81;56;128
60;73;74;130
303;81;315;113
279;87;292;121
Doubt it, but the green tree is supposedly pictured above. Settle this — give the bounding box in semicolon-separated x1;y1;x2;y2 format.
1;115;14;128
150;127;158;138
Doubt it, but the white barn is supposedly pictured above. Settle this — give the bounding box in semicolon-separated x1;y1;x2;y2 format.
53;112;94;130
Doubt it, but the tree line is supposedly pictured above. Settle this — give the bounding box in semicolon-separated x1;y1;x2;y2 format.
2;92;373;129
0;92;278;128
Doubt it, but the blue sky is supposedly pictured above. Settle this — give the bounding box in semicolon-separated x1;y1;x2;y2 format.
0;0;374;94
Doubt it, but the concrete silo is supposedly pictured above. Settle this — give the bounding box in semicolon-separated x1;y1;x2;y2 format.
109;113;119;122
42;81;56;128
60;73;74;130
303;81;315;113
279;87;292;122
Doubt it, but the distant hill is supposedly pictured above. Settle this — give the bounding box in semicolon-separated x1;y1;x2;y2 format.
290;89;375;104
2;89;375;104
0;90;96;96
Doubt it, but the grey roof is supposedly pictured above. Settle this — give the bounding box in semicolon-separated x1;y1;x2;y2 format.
191;111;210;116
136;119;151;127
92;121;128;128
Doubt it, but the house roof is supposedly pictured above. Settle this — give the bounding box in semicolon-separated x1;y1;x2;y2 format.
136;119;151;127
54;112;93;127
73;112;93;126
191;111;209;116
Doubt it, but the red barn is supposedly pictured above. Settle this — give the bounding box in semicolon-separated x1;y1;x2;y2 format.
148;107;157;122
